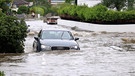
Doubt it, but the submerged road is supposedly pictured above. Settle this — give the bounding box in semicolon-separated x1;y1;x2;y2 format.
0;20;135;76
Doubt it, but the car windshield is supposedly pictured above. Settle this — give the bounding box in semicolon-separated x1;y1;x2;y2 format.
41;30;74;40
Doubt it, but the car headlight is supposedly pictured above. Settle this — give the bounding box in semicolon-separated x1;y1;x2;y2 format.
71;46;78;49
41;45;51;50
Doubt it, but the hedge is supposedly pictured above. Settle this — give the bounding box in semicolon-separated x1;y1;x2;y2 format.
57;4;135;24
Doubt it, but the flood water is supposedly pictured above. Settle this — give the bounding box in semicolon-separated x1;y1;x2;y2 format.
1;20;135;76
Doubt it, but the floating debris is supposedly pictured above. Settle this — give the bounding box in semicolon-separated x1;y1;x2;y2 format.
121;38;135;43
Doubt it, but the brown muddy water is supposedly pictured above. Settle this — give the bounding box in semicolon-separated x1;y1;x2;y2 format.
0;20;135;76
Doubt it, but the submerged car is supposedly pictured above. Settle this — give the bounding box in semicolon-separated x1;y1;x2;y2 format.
33;29;80;52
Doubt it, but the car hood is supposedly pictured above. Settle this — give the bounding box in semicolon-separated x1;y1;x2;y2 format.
40;39;78;46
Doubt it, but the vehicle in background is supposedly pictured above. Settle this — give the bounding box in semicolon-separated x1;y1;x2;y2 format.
43;16;60;24
33;29;80;52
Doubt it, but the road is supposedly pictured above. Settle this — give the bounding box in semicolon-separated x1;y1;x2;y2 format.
0;20;135;76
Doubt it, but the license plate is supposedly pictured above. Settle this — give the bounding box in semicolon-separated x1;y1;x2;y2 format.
57;47;64;50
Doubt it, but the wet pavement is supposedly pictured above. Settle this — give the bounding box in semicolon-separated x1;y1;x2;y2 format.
0;20;135;76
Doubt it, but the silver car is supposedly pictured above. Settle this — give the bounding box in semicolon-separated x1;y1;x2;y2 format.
33;29;80;52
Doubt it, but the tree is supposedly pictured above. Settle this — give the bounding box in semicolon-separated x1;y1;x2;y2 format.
65;0;72;4
102;0;135;11
25;0;34;2
30;6;45;16
0;14;27;53
0;0;11;13
17;5;29;14
102;0;125;11
33;0;51;15
33;0;51;8
127;0;135;10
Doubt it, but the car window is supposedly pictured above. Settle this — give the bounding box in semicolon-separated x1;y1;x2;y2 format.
41;30;74;40
42;31;52;39
61;32;73;40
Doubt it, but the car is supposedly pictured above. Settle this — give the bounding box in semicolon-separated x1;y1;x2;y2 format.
43;16;60;24
33;29;80;52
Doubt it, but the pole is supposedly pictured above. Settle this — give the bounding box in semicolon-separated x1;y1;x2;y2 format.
75;0;77;5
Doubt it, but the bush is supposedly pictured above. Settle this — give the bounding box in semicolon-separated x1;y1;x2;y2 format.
57;3;71;15
102;10;119;21
0;15;27;53
40;6;48;15
30;6;45;16
17;5;29;14
57;4;135;23
76;5;88;20
0;71;5;76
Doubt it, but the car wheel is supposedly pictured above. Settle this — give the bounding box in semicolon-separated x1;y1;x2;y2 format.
33;43;37;52
36;42;41;52
33;42;41;52
33;46;37;52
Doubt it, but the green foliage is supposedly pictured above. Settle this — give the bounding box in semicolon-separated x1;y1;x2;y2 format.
23;0;51;16
85;4;107;21
65;0;72;4
0;0;11;13
30;6;45;16
76;5;88;20
40;6;47;15
57;3;79;16
102;10;119;21
50;6;59;15
102;10;135;21
101;0;113;7
57;4;108;21
25;0;33;2
0;15;27;53
17;5;29;14
57;4;135;22
0;9;3;15
0;71;5;76
68;5;78;16
33;0;51;9
127;0;135;10
102;0;126;11
102;0;135;11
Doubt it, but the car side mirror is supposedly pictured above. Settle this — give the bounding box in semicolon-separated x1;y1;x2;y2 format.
34;37;39;41
75;38;79;41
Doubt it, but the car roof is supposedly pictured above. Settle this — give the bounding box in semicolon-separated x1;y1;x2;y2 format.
47;16;60;19
42;28;70;31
